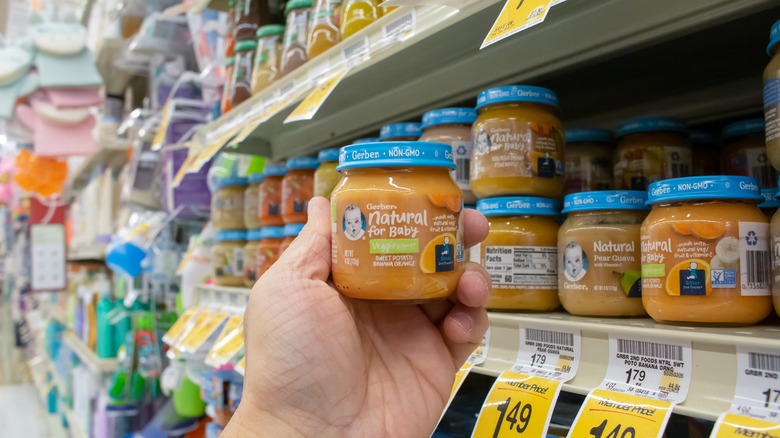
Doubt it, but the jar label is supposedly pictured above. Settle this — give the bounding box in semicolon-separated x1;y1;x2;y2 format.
725;146;777;188
256;246;279;279
450;140;473;191
244;249;258;282
564;155;613;193
260;181;281;219
283;173;313;216
641;220;770;297
765;79;780;145
472;121;563;180
484;245;557;288
614;146;692;191
559;227;641;297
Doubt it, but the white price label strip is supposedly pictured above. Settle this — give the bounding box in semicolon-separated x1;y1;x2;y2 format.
731;347;780;421
342;37;371;67
513;325;580;381
470;325;491;366
383;11;416;45
601;334;692;404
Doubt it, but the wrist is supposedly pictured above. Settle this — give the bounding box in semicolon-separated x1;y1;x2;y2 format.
223;396;339;438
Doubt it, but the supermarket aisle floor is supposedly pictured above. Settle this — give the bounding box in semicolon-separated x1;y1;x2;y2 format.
0;385;57;437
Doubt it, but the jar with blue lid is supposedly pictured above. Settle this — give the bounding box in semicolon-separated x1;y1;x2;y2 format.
689;130;721;176
212;177;249;230
243;229;263;286
260;163;287;226
212;230;248;286
771;176;780;318
564;129;614;195
420;108;478;204
641;176;772;325
379;123;422;141
331;141;464;302
283;157;318;224
559;191;648;317
471;85;564;199
314;148;341;198
614;116;691;191
765;18;780;171
722;119;777;188
476;196;560;311
245;172;265;230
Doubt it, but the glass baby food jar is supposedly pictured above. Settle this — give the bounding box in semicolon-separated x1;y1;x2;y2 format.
213;177;248;230
471;86;564;199
282;157;317;224
771;183;780;317
765;19;780;171
331;141;464;301
689;130;721;176
476;197;559;311
244;173;263;230
379;123;422;142
642;176;772;325
614;117;691;191
231;40;257;107
722;119;777;188
280;223;305;254
340;0;381;39
279;0;312;76
252;24;285;93
564;129;614;195
259;164;286;226
420;108;478;205
761;187;780;219
213;230;247;286
243;229;262;286
256;226;285;279
559;191;649;317
314;148;340;198
307;0;342;58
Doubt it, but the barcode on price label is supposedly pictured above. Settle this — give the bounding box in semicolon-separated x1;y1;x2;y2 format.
748;352;780;372
730;347;780;421
515;325;580;382
342;37;370;66
383;11;415;45
616;339;683;361
526;328;574;347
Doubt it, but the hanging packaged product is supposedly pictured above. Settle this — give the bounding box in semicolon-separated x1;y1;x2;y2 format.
212;230;248;286
280;223;305;254
225;0;238;57
614;117;692;191
221;57;236;115
307;0;343;58
471;85;565;199
379;122;421;141
722;119;777;188
233;0;262;42
252;25;285;93
476;196;559;311
331;141;464;301
244;173;263;230
420;108;478;205
642;176;773;325
340;0;382;39
564;129;614;195
314;148;341;198
689;130;721;176
212;177;249;230
282;157;318;224
206;315;245;368
256;226;285;278
765;19;780;171
243;229;262;286
259;164;286;226
231;40;258;107
279;0;313;76
559;191;648;317
162;307;203;346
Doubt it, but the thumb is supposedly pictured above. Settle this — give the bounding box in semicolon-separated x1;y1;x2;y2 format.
273;196;333;281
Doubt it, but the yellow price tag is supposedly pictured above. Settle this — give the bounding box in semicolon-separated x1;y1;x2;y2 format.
151;101;173;151
451;362;473;400
481;0;554;49
472;371;562;437
178;311;229;353
568;389;674;438
711;413;780;437
235;356;246;375
285;69;349;123
162;307;200;346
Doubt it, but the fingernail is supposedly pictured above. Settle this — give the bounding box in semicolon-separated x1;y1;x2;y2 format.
451;312;473;334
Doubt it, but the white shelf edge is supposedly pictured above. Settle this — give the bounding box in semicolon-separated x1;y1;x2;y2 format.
67;243;107;262
60;401;88;438
62;331;119;374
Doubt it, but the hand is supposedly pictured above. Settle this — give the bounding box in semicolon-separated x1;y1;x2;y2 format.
224;197;491;437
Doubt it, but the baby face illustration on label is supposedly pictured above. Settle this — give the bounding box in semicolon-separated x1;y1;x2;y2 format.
563;241;588;282
475;129;491;154
343;204;366;241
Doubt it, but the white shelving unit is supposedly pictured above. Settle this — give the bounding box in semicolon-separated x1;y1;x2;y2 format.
62;331;119;374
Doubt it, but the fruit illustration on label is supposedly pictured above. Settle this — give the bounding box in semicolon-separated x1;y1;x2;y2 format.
714;236;740;267
616;269;642;298
428;193;463;213
690;221;726;240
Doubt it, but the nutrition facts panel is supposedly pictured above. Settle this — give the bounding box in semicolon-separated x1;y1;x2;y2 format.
484;245;558;288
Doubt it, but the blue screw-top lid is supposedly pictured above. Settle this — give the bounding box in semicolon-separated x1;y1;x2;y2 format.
216;177;248;189
760;188;780;209
248;173;265;184
215;230;248;242
246;229;263;240
318;148;340;163
260;226;285;239
263;164;287;177
284;223;305;237
768;19;780;56
616;117;688;138
337;141;455;171
722;119;765;139
562;191;649;214
421;108;478;128
647;176;763;205
689;130;718;145
353;137;379;144
287;157;319;170
476;85;559;110
380;123;422;140
476;196;559;217
565;129;614;144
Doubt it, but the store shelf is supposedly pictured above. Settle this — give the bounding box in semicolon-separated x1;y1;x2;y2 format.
62;331;119;374
195;0;779;160
194;284;252;306
61;402;88;438
474;312;780;421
